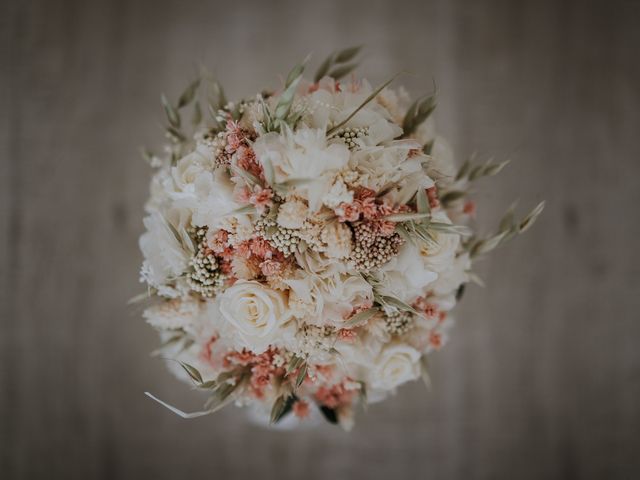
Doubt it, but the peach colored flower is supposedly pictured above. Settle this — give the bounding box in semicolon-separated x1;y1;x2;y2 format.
336;202;360;222
293;400;310;418
248;186;273;214
315;381;356;409
463;200;476;217
338;329;357;342
260;259;282;277
249;237;274;259
359;197;378;220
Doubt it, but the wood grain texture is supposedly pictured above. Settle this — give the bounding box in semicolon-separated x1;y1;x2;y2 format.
1;0;639;479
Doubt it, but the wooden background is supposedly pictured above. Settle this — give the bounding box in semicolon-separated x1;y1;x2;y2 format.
1;0;639;478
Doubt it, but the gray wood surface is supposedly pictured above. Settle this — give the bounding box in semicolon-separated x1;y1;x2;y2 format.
1;0;639;478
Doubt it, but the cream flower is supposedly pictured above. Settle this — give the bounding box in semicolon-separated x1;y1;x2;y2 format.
419;211;460;273
171;144;215;194
277;198;308;229
139;212;191;295
253;127;350;211
379;242;438;304
430;252;471;297
143;296;202;332
219;281;291;353
320;222;353;259
369;343;421;391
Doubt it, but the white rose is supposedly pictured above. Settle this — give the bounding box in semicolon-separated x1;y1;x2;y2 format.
219;281;291;353
379;242;437;303
369;343;421;391
419;211;460;273
171;144;215;193
431;252;471;297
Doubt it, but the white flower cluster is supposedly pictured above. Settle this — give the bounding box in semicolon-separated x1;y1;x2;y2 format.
139;50;541;429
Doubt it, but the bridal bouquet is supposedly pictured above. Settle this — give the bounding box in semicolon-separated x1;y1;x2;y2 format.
138;47;543;429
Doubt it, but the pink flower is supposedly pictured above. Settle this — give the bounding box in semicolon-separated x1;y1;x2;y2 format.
293;400;310;418
225;120;245;153
412;297;439;318
207;230;230;254
249;237;274;260
338;329;357;343
463;200;476;217
315;381;356;409
249;186;273;214
259;259;282;277
336;202;360;222
377;220;396;237
359;197;378;220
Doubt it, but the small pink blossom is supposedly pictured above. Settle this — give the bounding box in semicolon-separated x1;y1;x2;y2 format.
377;220;397;237
249;186;273;214
207;230;230;254
336;202;360;222
249;237;274;260
429;331;443;349
260;259;282;277
427;186;440;209
463;200;476;217
225;120;245;152
338;329;357;343
293;400;310;418
315;381;356;409
359;197;378;220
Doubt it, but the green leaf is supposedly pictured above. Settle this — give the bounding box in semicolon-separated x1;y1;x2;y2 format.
198;380;218;390
319;405;338;424
192;101;202;125
177;78;201;108
423;140;434;155
314;53;334;82
483;159;510;177
286;356;305;375
429;222;473;236
166;126;186;143
416;188;430;215
403;94;436;137
378;295;419;315
519;201;545;233
275;60;307;120
470;231;508;256
328;74;399;136
342;307;380;328
455;159;471;181
295;363;307;389
329;62;359;80
384;212;431;222
314;46;362;82
439;190;467;205
231;164;261;187
334;45;362;63
178;362;203;384
270;394;293;424
161;94;180;128
498;205;516;232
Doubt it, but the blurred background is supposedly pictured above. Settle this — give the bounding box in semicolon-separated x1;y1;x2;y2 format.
1;0;639;478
